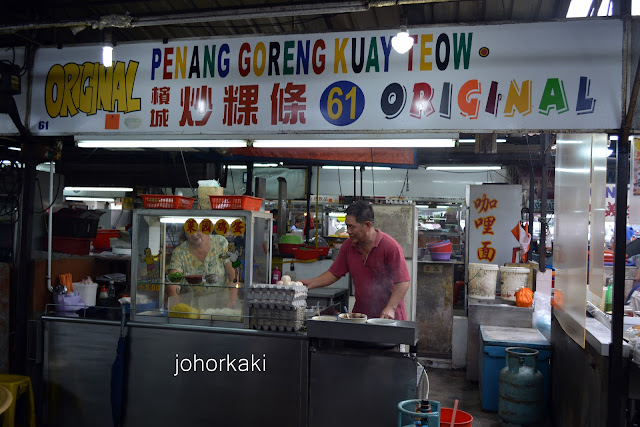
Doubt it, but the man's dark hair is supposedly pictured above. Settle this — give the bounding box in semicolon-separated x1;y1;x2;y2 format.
346;200;374;225
271;209;278;217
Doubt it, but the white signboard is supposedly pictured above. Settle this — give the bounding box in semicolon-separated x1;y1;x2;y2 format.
28;20;622;136
467;184;522;266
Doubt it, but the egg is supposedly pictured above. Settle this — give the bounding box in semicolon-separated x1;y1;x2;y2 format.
282;275;291;283
276;280;283;286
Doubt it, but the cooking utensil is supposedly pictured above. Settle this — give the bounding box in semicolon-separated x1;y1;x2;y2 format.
450;399;459;427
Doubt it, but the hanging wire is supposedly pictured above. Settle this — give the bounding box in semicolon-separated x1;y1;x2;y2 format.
370;148;375;198
337;167;343;197
179;149;196;198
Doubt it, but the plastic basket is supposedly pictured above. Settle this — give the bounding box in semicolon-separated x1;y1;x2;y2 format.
141;194;194;209
209;195;263;211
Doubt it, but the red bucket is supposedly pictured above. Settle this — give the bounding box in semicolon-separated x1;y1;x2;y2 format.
439;407;473;427
428;240;452;253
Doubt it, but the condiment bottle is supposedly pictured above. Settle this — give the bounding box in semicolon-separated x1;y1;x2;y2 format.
272;267;281;284
99;285;109;301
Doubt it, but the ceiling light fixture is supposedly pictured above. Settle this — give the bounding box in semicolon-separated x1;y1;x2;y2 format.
77;139;247;148
8;146;20;151
64;186;133;192
391;26;414;54
252;139;455;148
426;166;502;171
102;30;113;67
66;196;115;202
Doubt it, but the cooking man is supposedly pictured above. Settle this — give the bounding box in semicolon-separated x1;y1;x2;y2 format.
301;200;410;320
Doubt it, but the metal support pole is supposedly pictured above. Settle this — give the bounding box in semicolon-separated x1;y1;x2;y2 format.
539;134;551;273
528;163;535;263
305;166;312;244
353;167;357;200
11;139;36;373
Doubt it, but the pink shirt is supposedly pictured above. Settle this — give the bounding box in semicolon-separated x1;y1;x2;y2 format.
329;230;410;320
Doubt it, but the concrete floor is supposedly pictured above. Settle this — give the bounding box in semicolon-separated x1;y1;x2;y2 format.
425;367;553;427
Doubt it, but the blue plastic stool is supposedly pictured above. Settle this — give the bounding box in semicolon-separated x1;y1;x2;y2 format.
397;399;441;427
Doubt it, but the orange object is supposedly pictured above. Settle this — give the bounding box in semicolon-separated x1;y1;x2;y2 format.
141;194;194;209
59;273;73;293
515;287;533;307
439;407;473;427
209;195;262;211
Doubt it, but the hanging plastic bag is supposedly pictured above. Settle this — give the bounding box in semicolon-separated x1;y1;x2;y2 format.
515;287;534;308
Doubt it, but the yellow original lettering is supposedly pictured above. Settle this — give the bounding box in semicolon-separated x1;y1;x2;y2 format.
44;61;142;118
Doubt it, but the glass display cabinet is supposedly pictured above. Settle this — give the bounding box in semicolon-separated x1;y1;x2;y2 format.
131;209;272;326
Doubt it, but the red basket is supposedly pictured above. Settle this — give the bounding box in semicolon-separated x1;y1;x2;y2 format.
292;247;323;260
141;194;194;209
209;195;263;211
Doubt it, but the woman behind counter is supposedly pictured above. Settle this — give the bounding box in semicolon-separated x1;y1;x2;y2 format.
167;230;237;304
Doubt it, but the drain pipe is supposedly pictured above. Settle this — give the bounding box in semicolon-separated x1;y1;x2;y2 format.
277;177;287;242
47;162;53;292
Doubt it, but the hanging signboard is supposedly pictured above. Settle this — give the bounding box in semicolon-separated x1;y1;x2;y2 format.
28;19;622;136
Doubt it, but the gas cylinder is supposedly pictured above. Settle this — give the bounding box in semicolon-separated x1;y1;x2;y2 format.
498;347;544;425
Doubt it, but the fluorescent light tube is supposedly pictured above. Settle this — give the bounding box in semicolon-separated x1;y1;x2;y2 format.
322;166;392;170
253;139;455;148
65;187;133;192
66;196;115;202
459;138;506;143
159;217;239;224
426;166;501;171
8;146;20;151
254;163;278;167
77;140;247;148
227;165;247;169
437;205;450;209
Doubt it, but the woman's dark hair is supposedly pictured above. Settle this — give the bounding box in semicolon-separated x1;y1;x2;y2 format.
345;200;374;225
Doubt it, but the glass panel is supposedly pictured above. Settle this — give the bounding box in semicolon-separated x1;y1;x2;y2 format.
589;134;607;306
132;211;262;324
252;216;271;285
555;133;590;347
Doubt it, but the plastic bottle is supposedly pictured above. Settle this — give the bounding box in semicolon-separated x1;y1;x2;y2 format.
107;281;116;298
98;285;109;304
605;278;613;312
271;267;281;284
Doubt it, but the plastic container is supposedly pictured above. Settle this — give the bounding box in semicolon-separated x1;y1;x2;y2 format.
141;194;194;209
439;407;473;427
431;251;452;261
499;266;530;301
92;229;120;250
272;267;281;284
74;282;98;306
292;247;323;260
209;195;263;211
48;236;92;255
51;208;102;238
305;245;330;257
278;243;304;255
468;262;499;299
197;185;223;209
428;240;452;253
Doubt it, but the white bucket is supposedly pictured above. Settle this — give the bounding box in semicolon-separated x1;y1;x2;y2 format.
74;283;98;306
499;266;530;301
197;186;223;209
468;263;499;299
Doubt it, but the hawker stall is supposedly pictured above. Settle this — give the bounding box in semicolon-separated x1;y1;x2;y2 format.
42;204;420;426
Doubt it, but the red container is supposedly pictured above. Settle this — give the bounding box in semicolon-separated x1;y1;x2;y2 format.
428;242;452;253
209;195;263;211
49;236;92;255
141;194;194;209
278;243;304;255
92;229;120;250
439;407;473;427
292;247;323;260
305;245;330;257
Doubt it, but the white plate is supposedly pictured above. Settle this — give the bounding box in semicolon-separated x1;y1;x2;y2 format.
367;318;397;326
311;315;337;321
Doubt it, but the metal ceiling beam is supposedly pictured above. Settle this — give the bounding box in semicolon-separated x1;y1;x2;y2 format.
0;0;462;34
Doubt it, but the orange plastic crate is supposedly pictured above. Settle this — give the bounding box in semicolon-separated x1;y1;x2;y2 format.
209;195;263;211
141;194;194;209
